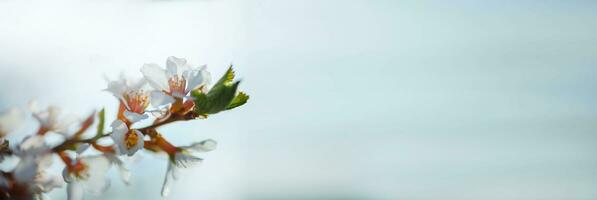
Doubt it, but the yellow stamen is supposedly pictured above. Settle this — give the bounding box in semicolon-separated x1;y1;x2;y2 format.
125;131;139;149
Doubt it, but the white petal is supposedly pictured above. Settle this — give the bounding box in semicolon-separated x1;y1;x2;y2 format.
53;114;78;136
161;162;176;197
35;172;63;193
105;80;126;97
110;120;128;131
110;120;129;155
129;77;147;91
28;100;41;114
47;106;61;127
62;167;73;183
141;63;169;91
104;153;131;185
188;139;217;152
104;79;127;100
174;152;202;168
30;102;49;127
13;156;39;183
35;193;50;200
67;182;84;200
0;107;23;135
166;56;188;77
81;155;111;195
37;154;54;169
183;65;210;93
150;91;176;107
119;167;132;185
112;144;123;156
117;162;131;185
123;111;148;123
201;69;212;92
18;135;47;152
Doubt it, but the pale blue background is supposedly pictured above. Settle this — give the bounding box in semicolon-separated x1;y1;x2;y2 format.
1;0;597;199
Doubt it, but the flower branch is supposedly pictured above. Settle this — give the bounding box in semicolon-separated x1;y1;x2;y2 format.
0;56;249;200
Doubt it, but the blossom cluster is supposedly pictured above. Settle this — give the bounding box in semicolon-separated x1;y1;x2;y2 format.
0;57;249;200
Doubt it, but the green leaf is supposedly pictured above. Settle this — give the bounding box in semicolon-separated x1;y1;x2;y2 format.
192;66;243;115
226;92;249;110
96;108;105;137
193;82;240;115
192;90;209;115
216;65;235;86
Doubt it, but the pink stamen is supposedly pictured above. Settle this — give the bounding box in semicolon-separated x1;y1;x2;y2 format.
168;76;187;96
124;90;149;114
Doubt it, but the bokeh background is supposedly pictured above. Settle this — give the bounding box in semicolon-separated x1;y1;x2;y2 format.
1;0;597;199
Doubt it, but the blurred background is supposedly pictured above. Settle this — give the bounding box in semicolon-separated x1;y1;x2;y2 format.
1;0;597;199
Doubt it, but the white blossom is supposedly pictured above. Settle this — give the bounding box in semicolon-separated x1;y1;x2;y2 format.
29;101;77;135
161;152;203;197
0;107;24;137
104;154;132;185
185;139;218;152
162;139;217;197
161;140;217;197
62;155;112;200
141;56;211;106
104;75;150;122
110;120;144;156
12;136;63;197
28;171;63;196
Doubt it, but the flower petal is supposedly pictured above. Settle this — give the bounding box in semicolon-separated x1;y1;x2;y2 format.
141;63;169;91
161;162;177;197
33;172;63;193
188;139;217;152
150;91;176;107
104;78;127;100
123;111;148;123
14;155;41;183
62;167;73;183
54;114;79;136
174;152;202;168
166;56;188;77
110;120;129;155
35;193;51;200
80;155;111;195
67;182;84;200
183;65;210;93
0;107;23;135
106;154;131;185
17;135;47;153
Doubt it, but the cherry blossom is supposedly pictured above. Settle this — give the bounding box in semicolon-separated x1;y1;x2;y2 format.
161;139;217;197
141;56;211;106
104;75;150;123
0;57;248;199
110;120;144;157
0;107;23;139
29;101;77;136
62;155;111;200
